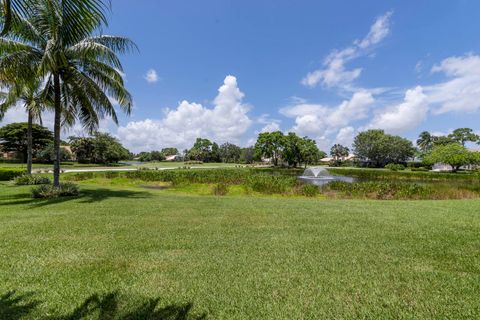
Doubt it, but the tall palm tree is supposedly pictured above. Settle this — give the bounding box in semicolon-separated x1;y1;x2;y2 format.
0;77;48;174
0;0;135;186
416;131;435;153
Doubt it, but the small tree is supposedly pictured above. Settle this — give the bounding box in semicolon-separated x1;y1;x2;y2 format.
219;142;242;163
424;143;478;172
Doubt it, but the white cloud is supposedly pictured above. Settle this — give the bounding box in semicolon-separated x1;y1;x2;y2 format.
335;126;355;147
366;86;428;134
280;91;375;143
260;122;281;133
116;75;252;152
427;54;480;114
302;12;392;89
144;69;159;83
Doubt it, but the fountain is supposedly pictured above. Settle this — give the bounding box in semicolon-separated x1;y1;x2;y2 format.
298;167;354;186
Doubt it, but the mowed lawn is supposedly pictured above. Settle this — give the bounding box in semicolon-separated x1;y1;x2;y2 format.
0;183;479;319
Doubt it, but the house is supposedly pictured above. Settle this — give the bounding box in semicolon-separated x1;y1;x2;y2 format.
165;154;182;162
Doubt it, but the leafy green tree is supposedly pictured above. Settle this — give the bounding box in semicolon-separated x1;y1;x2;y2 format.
330;144;350;161
254;131;285;166
219;142;242;163
353;129;415;167
0;122;52;162
432;135;455;146
0;0;135;186
424;143;479;172
161;148;178;156
448;128;479;146
299;136;323;167
187;138;220;162
69;137;95;163
91;132;130;164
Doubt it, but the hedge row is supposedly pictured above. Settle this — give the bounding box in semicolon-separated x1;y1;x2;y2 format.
0;168;26;181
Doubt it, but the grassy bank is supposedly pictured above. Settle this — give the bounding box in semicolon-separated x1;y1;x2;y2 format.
0;183;479;319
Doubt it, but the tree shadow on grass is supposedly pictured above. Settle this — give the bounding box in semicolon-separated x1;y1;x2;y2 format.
0;291;207;320
0;188;152;208
0;291;39;320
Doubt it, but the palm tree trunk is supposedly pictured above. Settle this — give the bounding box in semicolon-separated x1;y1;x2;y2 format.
53;73;61;186
26;109;33;175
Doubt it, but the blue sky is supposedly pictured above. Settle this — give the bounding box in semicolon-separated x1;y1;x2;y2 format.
3;0;480;152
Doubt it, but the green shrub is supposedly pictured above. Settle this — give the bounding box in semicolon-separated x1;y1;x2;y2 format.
411;167;429;172
385;163;406;171
325;181;433;200
0;168;25;181
13;174;51;185
299;184;319;197
31;182;80;199
212;183;229;196
185;161;203;165
245;175;297;194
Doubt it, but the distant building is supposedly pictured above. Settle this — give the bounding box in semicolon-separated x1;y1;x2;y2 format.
165;154;182;162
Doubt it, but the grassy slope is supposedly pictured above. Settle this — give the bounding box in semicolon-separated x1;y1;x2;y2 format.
0;183;479;319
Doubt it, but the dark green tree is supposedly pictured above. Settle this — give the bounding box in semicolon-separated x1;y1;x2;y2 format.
330;144;350;161
161;148;178;156
448;128;479;146
353;129;415;167
219;142;242;163
254;131;285;166
0;122;52;162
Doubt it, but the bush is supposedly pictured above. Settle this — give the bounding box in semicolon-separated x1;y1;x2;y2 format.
31;182;80;199
325;181;433;200
385;163;406;171
212;183;229;196
0;168;25;181
411;167;429;172
13;174;51;185
298;184;319;197
184;161;203;165
245;175;297;194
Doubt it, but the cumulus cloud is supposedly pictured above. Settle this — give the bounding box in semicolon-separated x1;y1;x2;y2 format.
366;86;427;134
302;12;392;89
280;91;375;142
427;54;480;114
116;75;252;152
144;69;159;83
335;126;356;147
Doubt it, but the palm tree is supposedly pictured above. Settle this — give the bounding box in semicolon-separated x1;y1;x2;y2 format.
0;0;135;186
1;0;110;36
416;131;435;153
0;78;48;174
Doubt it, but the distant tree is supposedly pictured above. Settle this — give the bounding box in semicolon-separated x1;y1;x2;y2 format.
187;138;220;162
424;143;479;172
282;133;321;167
91;132;130;164
161;148;178;156
299;136;323;167
37;143;72;163
70;133;130;164
150;151;165;161
137;151;152;162
254;131;285;166
239;147;256;164
448;128;479;146
219;142;242;163
0;122;52;162
416;131;435;153
330;144;350;161
69;137;95;163
353;129;415;167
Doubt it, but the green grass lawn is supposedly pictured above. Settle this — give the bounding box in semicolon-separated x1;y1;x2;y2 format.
1;183;479;319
